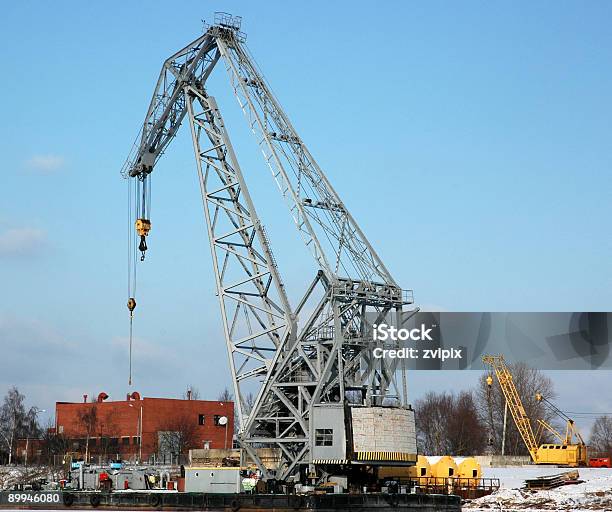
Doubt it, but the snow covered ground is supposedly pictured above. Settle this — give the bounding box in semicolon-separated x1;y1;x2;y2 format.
0;466;62;491
465;466;612;511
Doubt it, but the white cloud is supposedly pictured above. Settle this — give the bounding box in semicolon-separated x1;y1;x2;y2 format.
25;154;65;173
0;227;46;257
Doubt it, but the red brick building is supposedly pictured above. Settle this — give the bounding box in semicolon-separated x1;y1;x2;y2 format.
55;392;234;462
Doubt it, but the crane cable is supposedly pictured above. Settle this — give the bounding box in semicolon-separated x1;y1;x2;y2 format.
486;371;495;446
127;297;136;385
127;173;153;386
127;176;138;386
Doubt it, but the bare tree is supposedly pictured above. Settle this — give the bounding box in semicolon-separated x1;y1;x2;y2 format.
0;387;40;464
40;418;69;467
0;387;23;464
158;415;198;455
475;362;557;455
415;390;486;455
77;405;98;462
243;392;255;414
589;416;612;457
233;392;255;434
96;409;120;461
182;386;201;400
218;387;233;402
447;391;488;455
415;391;454;455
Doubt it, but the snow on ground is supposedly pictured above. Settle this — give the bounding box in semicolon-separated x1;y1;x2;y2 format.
0;468;23;491
0;466;62;491
465;466;612;511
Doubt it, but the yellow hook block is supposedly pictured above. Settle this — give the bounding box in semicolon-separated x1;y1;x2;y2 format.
135;218;151;237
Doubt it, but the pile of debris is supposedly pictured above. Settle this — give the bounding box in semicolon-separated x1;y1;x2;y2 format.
524;470;582;490
0;466;62;491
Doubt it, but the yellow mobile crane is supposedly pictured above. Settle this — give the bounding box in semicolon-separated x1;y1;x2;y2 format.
482;355;587;466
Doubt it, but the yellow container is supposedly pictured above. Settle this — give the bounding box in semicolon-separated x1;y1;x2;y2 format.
378;455;430;480
429;456;458;480
457;457;481;487
409;455;431;479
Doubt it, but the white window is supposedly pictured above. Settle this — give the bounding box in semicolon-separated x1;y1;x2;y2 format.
315;429;333;446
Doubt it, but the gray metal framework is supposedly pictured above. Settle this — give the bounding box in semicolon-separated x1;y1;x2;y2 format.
122;13;414;481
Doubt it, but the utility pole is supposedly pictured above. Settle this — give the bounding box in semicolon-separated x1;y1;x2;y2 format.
8;409;17;465
129;403;144;463
139;405;143;463
501;401;508;456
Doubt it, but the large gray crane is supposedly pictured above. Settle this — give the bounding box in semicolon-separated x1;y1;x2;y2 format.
122;13;417;484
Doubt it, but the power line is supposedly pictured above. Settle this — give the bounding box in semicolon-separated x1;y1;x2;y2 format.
563;411;612;416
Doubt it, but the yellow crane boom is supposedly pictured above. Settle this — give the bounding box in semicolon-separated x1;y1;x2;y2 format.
536;419;565;445
482;355;539;462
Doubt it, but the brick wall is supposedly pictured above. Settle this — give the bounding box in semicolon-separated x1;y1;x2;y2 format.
56;395;234;460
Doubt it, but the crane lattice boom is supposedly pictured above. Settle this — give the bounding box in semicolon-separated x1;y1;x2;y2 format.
483;355;539;461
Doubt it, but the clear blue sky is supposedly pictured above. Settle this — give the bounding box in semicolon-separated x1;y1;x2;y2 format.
0;2;611;432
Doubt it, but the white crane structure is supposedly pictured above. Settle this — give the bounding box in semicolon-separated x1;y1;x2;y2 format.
122;13;417;483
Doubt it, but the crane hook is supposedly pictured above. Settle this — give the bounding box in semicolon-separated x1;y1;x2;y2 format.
135;219;151;261
138;236;147;261
127;297;136;316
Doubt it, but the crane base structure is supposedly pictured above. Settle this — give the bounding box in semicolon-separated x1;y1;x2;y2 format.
121;13;417;486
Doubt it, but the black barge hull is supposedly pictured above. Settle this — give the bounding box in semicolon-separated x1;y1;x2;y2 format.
0;491;461;511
